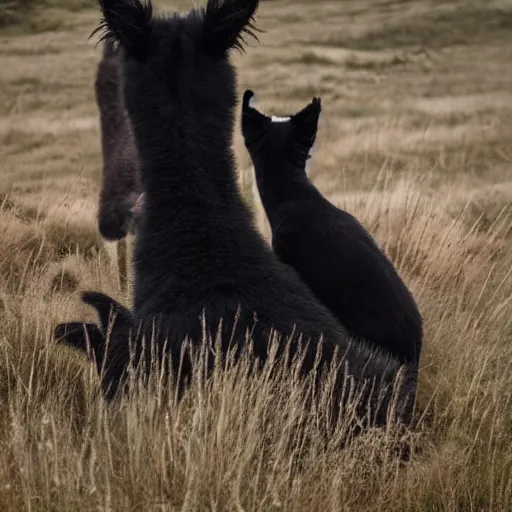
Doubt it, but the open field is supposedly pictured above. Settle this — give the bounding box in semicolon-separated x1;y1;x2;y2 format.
1;0;512;510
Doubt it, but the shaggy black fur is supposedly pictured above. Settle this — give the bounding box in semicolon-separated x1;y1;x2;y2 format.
95;40;142;241
55;0;416;427
241;90;423;367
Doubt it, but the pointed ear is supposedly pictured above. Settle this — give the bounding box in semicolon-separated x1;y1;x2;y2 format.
241;89;270;136
291;97;322;141
203;0;260;54
54;322;105;360
93;0;153;58
242;89;258;112
81;291;133;332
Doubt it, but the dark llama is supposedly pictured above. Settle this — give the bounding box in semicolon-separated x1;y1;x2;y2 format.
55;0;416;429
241;90;423;367
94;40;142;242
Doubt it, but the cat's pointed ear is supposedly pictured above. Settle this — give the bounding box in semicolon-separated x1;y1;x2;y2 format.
81;291;133;332
241;90;270;139
203;0;261;54
54;322;105;360
291;97;322;141
242;90;264;116
242;90;270;121
93;0;153;58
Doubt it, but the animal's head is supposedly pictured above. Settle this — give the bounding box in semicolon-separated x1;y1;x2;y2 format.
95;37;142;241
54;291;135;399
241;90;322;174
93;0;261;132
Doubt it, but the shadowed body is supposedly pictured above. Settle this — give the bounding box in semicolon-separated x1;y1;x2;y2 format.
241;90;423;368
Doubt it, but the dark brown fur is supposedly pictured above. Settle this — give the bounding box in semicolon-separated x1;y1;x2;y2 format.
94;41;142;241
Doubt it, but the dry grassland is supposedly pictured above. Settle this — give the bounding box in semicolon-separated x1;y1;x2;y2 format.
1;0;512;510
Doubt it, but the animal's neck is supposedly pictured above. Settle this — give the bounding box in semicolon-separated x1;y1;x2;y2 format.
130;93;260;310
135;100;240;215
253;156;315;226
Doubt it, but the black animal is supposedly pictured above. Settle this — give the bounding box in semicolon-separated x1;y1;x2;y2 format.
241;91;423;367
55;0;415;428
95;40;142;241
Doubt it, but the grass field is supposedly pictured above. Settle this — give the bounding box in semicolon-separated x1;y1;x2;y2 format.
2;0;512;510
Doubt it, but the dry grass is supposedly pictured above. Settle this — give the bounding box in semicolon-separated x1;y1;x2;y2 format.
1;0;512;509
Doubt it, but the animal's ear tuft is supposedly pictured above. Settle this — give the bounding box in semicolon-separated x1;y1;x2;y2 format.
81;291;134;332
203;0;261;54
242;89;268;119
92;0;153;58
242;89;256;112
241;89;271;141
291;96;322;141
54;322;105;360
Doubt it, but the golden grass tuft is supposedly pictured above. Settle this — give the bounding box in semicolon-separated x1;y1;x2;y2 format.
1;171;512;509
